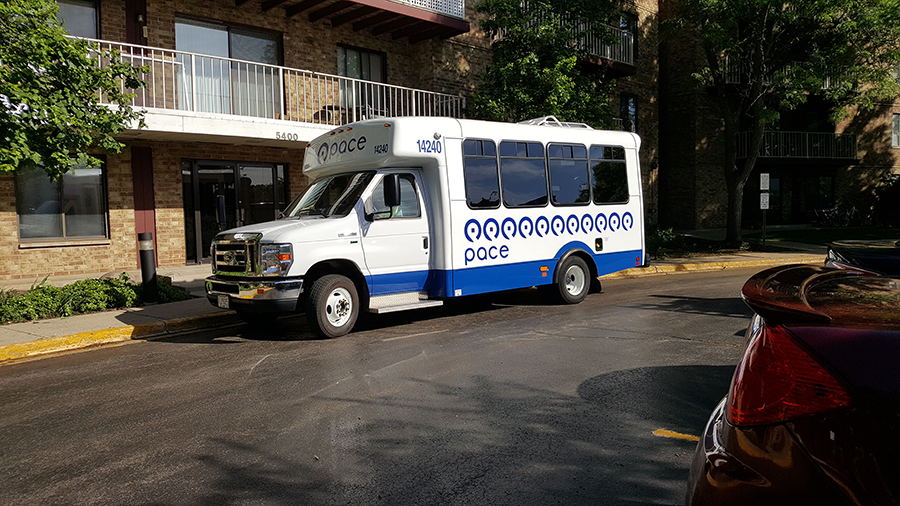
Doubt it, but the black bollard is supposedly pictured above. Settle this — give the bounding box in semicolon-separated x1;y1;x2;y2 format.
138;232;158;303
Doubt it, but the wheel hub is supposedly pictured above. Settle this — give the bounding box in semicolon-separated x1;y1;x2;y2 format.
325;288;353;327
564;265;586;295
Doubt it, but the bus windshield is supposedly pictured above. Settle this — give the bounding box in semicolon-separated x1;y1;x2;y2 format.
283;172;375;218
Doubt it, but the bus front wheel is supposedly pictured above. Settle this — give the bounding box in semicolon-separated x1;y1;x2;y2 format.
306;274;359;338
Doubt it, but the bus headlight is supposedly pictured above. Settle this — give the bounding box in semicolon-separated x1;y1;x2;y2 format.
260;243;293;276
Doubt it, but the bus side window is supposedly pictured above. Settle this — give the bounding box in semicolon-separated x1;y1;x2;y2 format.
396;176;420;218
589;145;629;205
548;143;589;206
463;139;500;209
372;174;421;219
499;141;547;208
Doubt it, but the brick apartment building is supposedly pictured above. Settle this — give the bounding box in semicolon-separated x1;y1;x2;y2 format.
657;1;900;231
0;0;660;282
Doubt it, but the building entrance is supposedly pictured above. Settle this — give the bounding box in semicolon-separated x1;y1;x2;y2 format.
182;160;288;263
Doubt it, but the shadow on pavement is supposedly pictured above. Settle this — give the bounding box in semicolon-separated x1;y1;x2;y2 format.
178;365;734;506
632;294;752;320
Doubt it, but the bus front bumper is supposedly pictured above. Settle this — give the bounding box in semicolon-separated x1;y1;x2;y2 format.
205;276;304;313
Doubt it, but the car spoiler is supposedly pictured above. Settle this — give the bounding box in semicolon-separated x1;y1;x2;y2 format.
741;264;867;324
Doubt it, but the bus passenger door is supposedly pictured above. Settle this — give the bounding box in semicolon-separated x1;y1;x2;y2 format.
360;172;431;296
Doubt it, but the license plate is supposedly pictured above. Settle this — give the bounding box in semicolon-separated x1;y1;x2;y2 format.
217;294;230;309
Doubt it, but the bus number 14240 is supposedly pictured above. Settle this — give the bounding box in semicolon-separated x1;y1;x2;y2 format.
416;139;442;153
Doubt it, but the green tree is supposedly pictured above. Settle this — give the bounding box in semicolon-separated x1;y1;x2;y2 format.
667;0;900;246
0;0;144;180
470;0;620;126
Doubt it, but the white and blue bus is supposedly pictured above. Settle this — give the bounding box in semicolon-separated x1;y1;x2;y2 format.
206;116;646;337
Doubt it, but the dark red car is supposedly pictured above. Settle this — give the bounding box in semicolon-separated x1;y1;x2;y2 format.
686;265;900;505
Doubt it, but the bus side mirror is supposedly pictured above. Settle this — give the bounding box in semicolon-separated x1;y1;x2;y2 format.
365;174;402;222
383;174;401;208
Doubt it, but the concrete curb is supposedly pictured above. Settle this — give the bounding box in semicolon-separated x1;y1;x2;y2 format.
0;312;242;364
1;254;824;364
601;255;824;279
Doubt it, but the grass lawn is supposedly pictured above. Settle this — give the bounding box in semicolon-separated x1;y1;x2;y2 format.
648;225;898;260
744;227;900;246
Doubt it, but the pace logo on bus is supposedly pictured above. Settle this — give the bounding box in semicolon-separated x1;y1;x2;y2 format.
462;212;634;265
316;135;368;164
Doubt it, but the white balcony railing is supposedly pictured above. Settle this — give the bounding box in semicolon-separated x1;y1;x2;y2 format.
507;4;635;66
737;131;857;159
86;38;466;127
396;0;465;19
576;24;634;67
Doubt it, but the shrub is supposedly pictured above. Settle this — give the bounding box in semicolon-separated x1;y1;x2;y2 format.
0;288;27;323
62;279;110;314
646;224;684;259
102;273;140;308
0;273;193;324
20;283;67;320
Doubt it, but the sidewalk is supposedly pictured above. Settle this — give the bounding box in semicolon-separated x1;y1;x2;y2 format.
0;247;826;364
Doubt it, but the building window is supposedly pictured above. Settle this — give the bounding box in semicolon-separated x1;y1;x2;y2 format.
175;18;282;65
619;12;638;59
590;145;629;204
337;46;386;113
337;46;386;83
463;139;500;209
548;143;590;206
893;114;900;148
174;17;283;117
16;162;108;241
499;141;547;208
57;0;98;38
620;94;637;133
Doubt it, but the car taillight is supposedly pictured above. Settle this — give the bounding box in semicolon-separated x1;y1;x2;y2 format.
726;323;852;427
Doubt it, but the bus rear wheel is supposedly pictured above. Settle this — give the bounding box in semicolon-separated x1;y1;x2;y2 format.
552;256;590;304
306;274;359;338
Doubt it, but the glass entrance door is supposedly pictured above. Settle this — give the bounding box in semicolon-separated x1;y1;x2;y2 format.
183;160;288;263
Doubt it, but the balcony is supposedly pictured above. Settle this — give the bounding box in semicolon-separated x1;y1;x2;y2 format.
517;4;635;76
243;0;469;43
724;60;840;89
88;39;466;143
579;24;634;74
737;131;858;160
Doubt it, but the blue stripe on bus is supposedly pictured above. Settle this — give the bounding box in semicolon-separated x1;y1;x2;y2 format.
368;248;643;298
368;270;429;296
449;248;642;297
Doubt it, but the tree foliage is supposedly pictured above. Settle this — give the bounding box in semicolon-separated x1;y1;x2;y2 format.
0;0;145;180
470;0;620;126
667;0;900;245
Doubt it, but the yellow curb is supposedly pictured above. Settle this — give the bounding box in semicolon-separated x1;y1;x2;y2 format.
0;325;151;362
0;257;823;363
602;255;824;279
0;313;241;363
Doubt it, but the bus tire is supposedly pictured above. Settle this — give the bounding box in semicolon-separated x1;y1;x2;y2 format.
306;274;359;338
554;256;590;304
